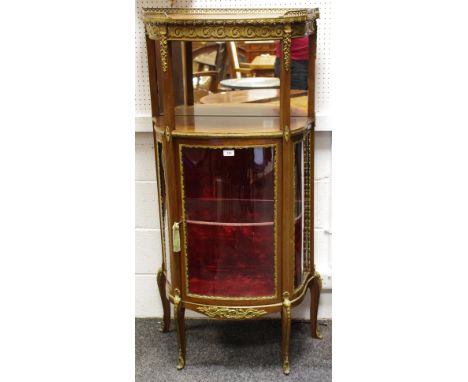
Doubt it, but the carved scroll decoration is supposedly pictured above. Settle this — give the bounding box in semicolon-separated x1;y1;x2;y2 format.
282;24;292;72
196;306;268;319
159;29;168;72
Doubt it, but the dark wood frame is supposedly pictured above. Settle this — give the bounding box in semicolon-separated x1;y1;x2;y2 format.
143;8;321;375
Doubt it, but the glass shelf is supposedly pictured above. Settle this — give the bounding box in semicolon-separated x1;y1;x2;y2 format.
186;198;274;225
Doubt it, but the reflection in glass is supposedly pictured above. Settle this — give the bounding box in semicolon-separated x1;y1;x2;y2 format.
175;40;283;120
181;146;276;298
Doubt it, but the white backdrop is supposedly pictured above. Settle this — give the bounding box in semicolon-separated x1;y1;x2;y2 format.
135;0;332;318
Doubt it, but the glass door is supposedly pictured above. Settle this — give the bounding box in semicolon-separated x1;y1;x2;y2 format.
179;144;278;299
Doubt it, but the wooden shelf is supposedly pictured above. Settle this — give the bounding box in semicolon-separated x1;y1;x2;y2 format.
154;114;312;137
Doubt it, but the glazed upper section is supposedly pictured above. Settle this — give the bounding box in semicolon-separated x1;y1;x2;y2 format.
143;8;320;41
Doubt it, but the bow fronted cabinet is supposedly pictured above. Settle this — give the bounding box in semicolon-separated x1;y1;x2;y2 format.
142;8;321;375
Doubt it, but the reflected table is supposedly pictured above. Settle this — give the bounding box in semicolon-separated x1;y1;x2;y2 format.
220;77;280;90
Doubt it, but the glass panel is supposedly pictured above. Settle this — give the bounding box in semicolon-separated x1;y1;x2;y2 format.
157;142;171;286
172;40;290;132
166;39;309;133
294;141;305;289
181;145;276;298
289;35;309;123
303;133;312;274
279;34;309;117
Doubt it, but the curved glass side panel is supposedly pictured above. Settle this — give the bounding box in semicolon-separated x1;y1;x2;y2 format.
294;140;305;289
180;145;277;299
303;133;312;274
156;142;171;286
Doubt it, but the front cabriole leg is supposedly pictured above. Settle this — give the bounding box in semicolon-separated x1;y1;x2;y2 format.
173;288;186;370
281;292;292;375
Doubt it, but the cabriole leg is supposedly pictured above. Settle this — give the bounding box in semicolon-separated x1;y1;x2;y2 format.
174;289;186;370
281;292;292;375
310;272;323;339
156;268;171;332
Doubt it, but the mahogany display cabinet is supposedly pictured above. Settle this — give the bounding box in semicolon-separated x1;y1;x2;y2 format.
143;8;322;375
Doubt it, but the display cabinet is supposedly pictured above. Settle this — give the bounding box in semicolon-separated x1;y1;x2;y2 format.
143;7;321;375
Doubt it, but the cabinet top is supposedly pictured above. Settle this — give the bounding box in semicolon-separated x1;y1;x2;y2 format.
143;8;319;41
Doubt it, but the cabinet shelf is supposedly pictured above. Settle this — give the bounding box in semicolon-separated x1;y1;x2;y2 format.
185;197;274;225
187;220;274;226
154;105;313;137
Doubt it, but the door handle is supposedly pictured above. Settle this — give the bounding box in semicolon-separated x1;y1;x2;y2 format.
172;222;181;253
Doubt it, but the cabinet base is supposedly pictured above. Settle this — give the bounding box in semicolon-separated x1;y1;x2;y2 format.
159;272;322;374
